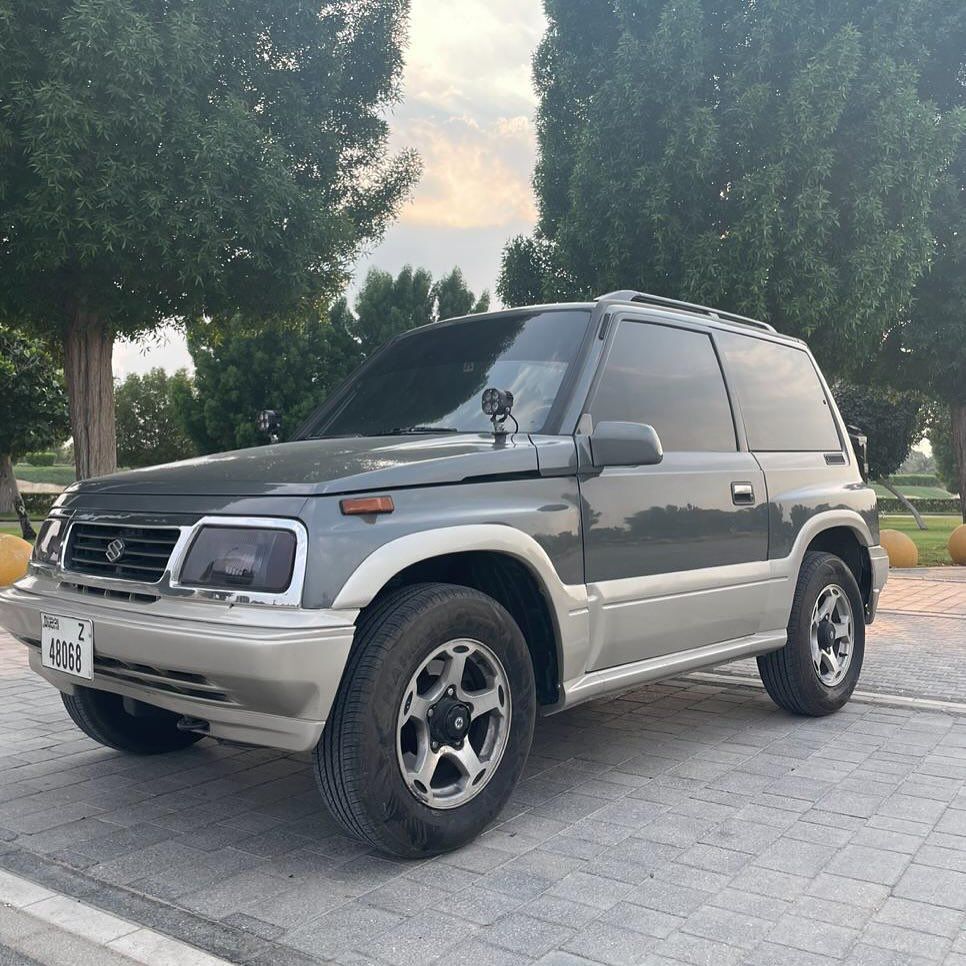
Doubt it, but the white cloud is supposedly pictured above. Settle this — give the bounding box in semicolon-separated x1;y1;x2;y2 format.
393;112;537;230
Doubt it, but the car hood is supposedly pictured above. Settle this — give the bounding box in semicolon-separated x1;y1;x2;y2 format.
64;433;539;498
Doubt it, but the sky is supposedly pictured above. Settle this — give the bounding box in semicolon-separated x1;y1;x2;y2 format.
112;0;547;378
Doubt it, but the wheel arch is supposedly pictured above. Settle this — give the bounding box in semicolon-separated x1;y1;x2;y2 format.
332;526;588;707
796;515;875;618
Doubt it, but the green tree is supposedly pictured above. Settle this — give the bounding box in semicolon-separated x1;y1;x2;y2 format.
505;0;964;372
0;326;70;518
178;264;488;453
347;266;435;355
339;265;489;354
833;383;929;526
115;368;197;468
433;268;490;321
174;312;363;454
882;157;966;521
0;0;418;480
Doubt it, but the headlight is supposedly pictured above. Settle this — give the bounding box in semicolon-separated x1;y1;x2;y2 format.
179;526;297;593
32;517;66;566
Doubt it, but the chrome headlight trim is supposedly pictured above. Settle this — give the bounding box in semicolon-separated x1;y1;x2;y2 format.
169;516;308;607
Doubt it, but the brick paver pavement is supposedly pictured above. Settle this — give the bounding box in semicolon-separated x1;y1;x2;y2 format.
1;598;966;966
879;571;966;617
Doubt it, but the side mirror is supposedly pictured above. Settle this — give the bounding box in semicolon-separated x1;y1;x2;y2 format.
257;409;282;442
589;421;663;468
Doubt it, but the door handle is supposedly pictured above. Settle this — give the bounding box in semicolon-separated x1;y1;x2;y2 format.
732;482;755;505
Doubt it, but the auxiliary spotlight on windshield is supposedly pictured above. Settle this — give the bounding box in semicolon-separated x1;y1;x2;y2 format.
481;387;516;435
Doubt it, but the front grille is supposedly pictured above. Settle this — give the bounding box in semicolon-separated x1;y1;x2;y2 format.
64;522;181;583
58;580;160;604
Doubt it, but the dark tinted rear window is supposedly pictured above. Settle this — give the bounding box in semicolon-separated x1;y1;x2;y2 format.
590;322;737;452
717;333;840;451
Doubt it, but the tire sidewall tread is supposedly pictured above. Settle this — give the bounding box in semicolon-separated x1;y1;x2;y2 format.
758;551;865;717
315;582;536;858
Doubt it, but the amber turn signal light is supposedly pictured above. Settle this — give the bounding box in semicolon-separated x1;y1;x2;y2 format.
340;496;395;515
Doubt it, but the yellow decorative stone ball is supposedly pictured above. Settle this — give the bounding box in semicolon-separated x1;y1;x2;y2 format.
0;533;32;587
880;529;918;569
949;524;966;566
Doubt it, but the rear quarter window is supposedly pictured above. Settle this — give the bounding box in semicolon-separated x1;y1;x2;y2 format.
716;333;840;452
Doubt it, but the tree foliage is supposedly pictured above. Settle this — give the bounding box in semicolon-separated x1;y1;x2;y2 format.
0;0;419;476
341;266;489;356
173;312;363;454
0;326;70;462
832;383;926;481
506;0;965;373
115;368;197;468
177;264;489;453
0;325;70;514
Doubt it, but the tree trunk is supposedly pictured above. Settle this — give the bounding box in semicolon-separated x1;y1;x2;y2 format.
952;402;966;524
879;476;928;531
0;452;18;516
64;311;117;480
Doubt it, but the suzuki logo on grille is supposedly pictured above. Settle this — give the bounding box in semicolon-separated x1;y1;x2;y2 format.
105;538;126;563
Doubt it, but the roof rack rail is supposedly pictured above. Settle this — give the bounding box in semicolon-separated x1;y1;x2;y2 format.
595;290;776;333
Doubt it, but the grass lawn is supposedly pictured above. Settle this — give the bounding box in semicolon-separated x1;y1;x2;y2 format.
872;483;955;500
13;463;75;487
879;514;963;567
0;521;38;542
872;483;956;500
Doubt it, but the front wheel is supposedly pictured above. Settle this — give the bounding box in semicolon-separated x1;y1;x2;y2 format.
315;583;536;858
758;551;865;716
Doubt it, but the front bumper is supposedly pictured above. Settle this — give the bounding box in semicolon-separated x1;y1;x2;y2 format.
0;575;358;752
866;544;889;623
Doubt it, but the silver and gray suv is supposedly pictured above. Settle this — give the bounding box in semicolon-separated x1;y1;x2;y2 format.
0;291;889;857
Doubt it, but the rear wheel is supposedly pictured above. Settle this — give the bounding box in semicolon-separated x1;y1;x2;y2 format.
62;688;204;754
315;582;535;858
758;551;865;716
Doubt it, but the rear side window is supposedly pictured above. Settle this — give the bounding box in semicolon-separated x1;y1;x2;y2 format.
717;333;840;451
590;321;736;452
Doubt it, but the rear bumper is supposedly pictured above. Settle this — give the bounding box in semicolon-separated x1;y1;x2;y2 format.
866;544;889;623
0;576;358;752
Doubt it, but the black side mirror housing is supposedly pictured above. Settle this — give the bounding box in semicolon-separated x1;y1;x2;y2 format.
589;421;664;468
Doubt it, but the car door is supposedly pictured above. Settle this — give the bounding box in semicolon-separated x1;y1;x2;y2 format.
578;317;771;671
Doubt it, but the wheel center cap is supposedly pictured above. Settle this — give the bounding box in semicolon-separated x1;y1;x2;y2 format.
442;703;471;741
817;619;836;650
430;698;472;745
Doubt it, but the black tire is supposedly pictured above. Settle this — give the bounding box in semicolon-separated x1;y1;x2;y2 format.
758;551;865;716
315;582;536;858
62;688;204;754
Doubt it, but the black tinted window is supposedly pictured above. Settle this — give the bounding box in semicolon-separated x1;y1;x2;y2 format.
717;333;840;451
307;309;590;437
590;322;736;452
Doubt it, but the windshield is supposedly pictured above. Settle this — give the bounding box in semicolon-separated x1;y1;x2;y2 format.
305;309;591;437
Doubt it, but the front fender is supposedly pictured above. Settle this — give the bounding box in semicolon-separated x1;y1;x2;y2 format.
331;524;591;682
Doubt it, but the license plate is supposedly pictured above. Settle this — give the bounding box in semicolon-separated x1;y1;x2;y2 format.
41;614;94;681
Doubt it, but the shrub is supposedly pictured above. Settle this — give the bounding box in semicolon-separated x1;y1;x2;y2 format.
878;498;961;514
22;451;57;466
20;493;57;517
891;474;943;488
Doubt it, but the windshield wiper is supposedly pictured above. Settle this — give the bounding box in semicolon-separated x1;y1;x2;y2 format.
380;426;462;435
